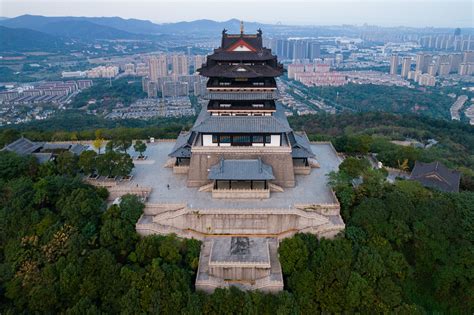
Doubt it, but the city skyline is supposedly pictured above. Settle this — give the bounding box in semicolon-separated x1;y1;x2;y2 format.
1;0;473;28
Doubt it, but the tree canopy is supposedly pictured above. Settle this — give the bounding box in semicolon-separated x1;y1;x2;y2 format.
1;129;472;313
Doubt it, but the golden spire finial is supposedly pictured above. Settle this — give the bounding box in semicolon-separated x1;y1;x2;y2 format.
240;20;244;35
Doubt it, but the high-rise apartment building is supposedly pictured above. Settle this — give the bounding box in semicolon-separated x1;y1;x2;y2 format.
148;55;168;81
401;57;412;78
390;54;399;75
172;54;189;76
193;55;207;72
415;53;432;73
147;81;158;98
427;64;437;76
463;51;474;63
449;53;463;73
438;63;451;76
308;42;321;60
292;41;306;60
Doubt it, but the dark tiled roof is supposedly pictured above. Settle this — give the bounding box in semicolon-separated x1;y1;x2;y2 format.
410;161;461;192
32;152;53;164
208;158;274;180
199;64;283;78
207;49;274;61
192;113;291;133
41;143;86;155
1;137;42;155
288;131;316;158
42;143;70;150
69;144;87;155
168;131;195;158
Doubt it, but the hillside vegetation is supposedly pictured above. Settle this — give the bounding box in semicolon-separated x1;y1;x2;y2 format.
0;145;472;313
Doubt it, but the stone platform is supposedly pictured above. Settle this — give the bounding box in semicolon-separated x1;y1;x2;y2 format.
126;141;342;208
129;141;345;240
195;237;284;293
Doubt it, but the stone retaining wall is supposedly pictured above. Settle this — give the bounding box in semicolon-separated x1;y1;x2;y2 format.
137;205;344;239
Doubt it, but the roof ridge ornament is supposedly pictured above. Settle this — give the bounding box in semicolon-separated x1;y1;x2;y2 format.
240;20;244;35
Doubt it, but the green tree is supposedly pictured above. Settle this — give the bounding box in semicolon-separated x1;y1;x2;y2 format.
78;150;97;175
100;204;139;257
158;234;181;264
96;151;133;177
0;151;38;180
56;151;78;176
339;157;371;178
133;140;147;158
278;235;309;275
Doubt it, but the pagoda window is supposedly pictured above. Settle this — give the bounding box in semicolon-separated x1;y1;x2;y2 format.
232;135;252;146
220;135;231;144
264;135;271;144
212;135;219;143
220;103;231;108
252;104;264;108
253;135;264;143
252;82;264;86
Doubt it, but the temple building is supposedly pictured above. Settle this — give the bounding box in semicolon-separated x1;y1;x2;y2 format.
134;24;345;293
169;24;317;196
410;161;461;192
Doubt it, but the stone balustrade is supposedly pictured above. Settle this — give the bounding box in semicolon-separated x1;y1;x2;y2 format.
211;188;270;199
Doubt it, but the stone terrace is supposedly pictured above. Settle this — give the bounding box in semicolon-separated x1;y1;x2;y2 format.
125;141;341;209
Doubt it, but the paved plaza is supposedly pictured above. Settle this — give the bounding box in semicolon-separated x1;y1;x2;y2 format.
125;141;341;209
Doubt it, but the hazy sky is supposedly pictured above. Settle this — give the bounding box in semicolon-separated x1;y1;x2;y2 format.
1;0;473;27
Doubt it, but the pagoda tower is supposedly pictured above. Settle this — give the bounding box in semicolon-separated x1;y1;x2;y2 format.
169;24;316;196
138;25;345;293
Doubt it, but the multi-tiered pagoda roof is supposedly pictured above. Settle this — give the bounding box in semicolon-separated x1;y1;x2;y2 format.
198;28;283;78
169;24;315;190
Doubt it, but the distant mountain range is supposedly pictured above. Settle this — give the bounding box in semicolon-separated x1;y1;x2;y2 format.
0;14;270;40
0;15;275;52
0;26;67;52
2;14;470;53
0;15;150;40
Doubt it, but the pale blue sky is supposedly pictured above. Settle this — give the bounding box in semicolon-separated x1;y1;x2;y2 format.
1;0;473;27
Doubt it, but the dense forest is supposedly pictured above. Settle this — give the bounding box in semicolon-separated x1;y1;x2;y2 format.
1;144;473;313
69;78;147;111
301;83;458;120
